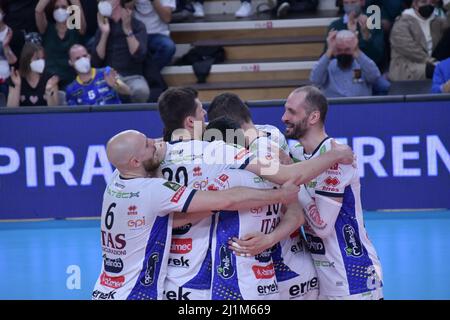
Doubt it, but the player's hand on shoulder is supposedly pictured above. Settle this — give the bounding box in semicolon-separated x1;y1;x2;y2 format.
330;139;354;165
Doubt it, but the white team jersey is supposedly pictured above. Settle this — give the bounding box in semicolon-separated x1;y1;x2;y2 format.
161;140;253;299
290;138;383;297
209;170;280;300
250;124;318;300
92;170;197;300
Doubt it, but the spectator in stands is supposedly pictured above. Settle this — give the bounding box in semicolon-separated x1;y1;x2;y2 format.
192;0;253;18
276;0;319;18
92;0;150;103
0;2;18;99
327;0;385;69
310;29;381;97
66;44;130;106
80;0;100;46
6;41;60;107
431;57;450;92
35;0;87;89
133;0;176;102
389;0;450;81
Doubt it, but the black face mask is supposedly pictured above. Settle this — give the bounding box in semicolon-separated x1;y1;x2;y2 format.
336;54;354;70
418;4;434;19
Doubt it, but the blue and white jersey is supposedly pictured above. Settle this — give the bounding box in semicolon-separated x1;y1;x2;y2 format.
209;170;280;300
290;137;383;297
92;170;197;300
161;140;254;299
66;68;122;106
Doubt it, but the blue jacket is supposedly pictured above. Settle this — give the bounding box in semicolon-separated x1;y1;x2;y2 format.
432;58;450;93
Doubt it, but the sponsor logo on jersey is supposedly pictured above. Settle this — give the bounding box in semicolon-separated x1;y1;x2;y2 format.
140;253;159;286
234;149;249;160
100;272;125;289
253;176;265;183
343;224;363;257
252;264;275;279
207;183;219;191
169;149;184;156
171;186;187;203
217;245;234;279
172;223;192;235
329;163;339;171
193;178;209;190
164;287;191;300
288;277;319;298
103;254;123;273
127;217;145;229
304;233;325;255
304;202;326;230
168;256;190;268
170;238;192;254
164;181;182;191
101;231;126;251
325;176;340;187
306;181;317;189
107;187;140;199
251;207;264;216
290;239;304;254
319;145;327;155
313;259;335;268
366;265;382;290
255;249;272;263
127;205;138;215
92;289;116;300
114;182;125;189
257;280;279;296
218;174;229;183
193;166;202;177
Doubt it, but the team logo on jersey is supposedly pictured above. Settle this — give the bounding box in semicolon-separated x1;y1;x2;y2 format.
140;253;159;286
193;166;202;177
304;233;325;255
100;272;125;289
172;223;192;235
252;264;275;279
217;245;235;279
255;249;272;263
304;202;326;230
170;238;193;254
343;225;363;257
171;186;187;203
127;205;138;215
163;181;182;191
103;255;123;273
325;176;340;187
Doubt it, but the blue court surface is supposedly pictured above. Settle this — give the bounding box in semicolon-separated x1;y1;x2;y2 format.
1;210;449;300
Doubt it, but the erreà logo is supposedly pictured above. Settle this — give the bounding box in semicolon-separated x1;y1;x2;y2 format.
140;253;159;286
217;245;234;279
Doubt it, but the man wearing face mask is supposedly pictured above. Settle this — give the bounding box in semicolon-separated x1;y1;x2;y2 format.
326;0;385;69
65;44;131;106
389;0;450;80
310;30;381;97
92;0;150;103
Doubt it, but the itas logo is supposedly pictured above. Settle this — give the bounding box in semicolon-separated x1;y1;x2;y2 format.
257;280;278;296
193;166;202;177
140;253;159;286
252;264;275;279
127;205;138;215
289;277;319;298
343;225;363;257
164;287;191;300
255;249;272;263
304;203;326;230
325;176;340;186
171;186;187;203
101;232;126;250
172;223;192;235
168;256;190;268
100;272;125;289
234;149;249;160
218;174;229;183
170;238;192;254
103;254;123;273
217;245;234;279
128;217;145;229
304;233;325;255
92;290;116;300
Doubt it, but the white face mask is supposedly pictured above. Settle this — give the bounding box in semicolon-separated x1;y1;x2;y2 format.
0;60;10;80
30;59;45;74
53;8;69;23
98;1;113;17
74;57;91;74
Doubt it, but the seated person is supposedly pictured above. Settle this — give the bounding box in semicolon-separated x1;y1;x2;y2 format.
6;41;59;107
431;56;450;92
66;44;131;106
310;30;381;97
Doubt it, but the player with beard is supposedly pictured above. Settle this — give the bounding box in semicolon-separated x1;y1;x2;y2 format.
92;130;300;300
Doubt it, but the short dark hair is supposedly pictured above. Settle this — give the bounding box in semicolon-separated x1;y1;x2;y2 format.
158;87;199;141
207;92;252;125
293;86;328;124
204;116;246;147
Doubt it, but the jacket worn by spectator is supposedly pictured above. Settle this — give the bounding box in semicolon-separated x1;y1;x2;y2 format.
389;6;450;81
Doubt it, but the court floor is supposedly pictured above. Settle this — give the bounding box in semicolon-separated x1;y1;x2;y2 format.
1;211;449;300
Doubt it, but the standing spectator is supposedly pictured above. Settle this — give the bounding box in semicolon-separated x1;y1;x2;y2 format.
66;44;130;106
431;57;450;92
35;0;87;89
0;1;18;99
389;0;450;80
276;0;319;18
133;0;176;102
192;0;253;18
92;0;150;103
6;42;59;107
327;0;385;69
310;30;381;97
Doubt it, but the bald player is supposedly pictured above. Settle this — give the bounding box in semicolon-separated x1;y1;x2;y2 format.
92;130;299;300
